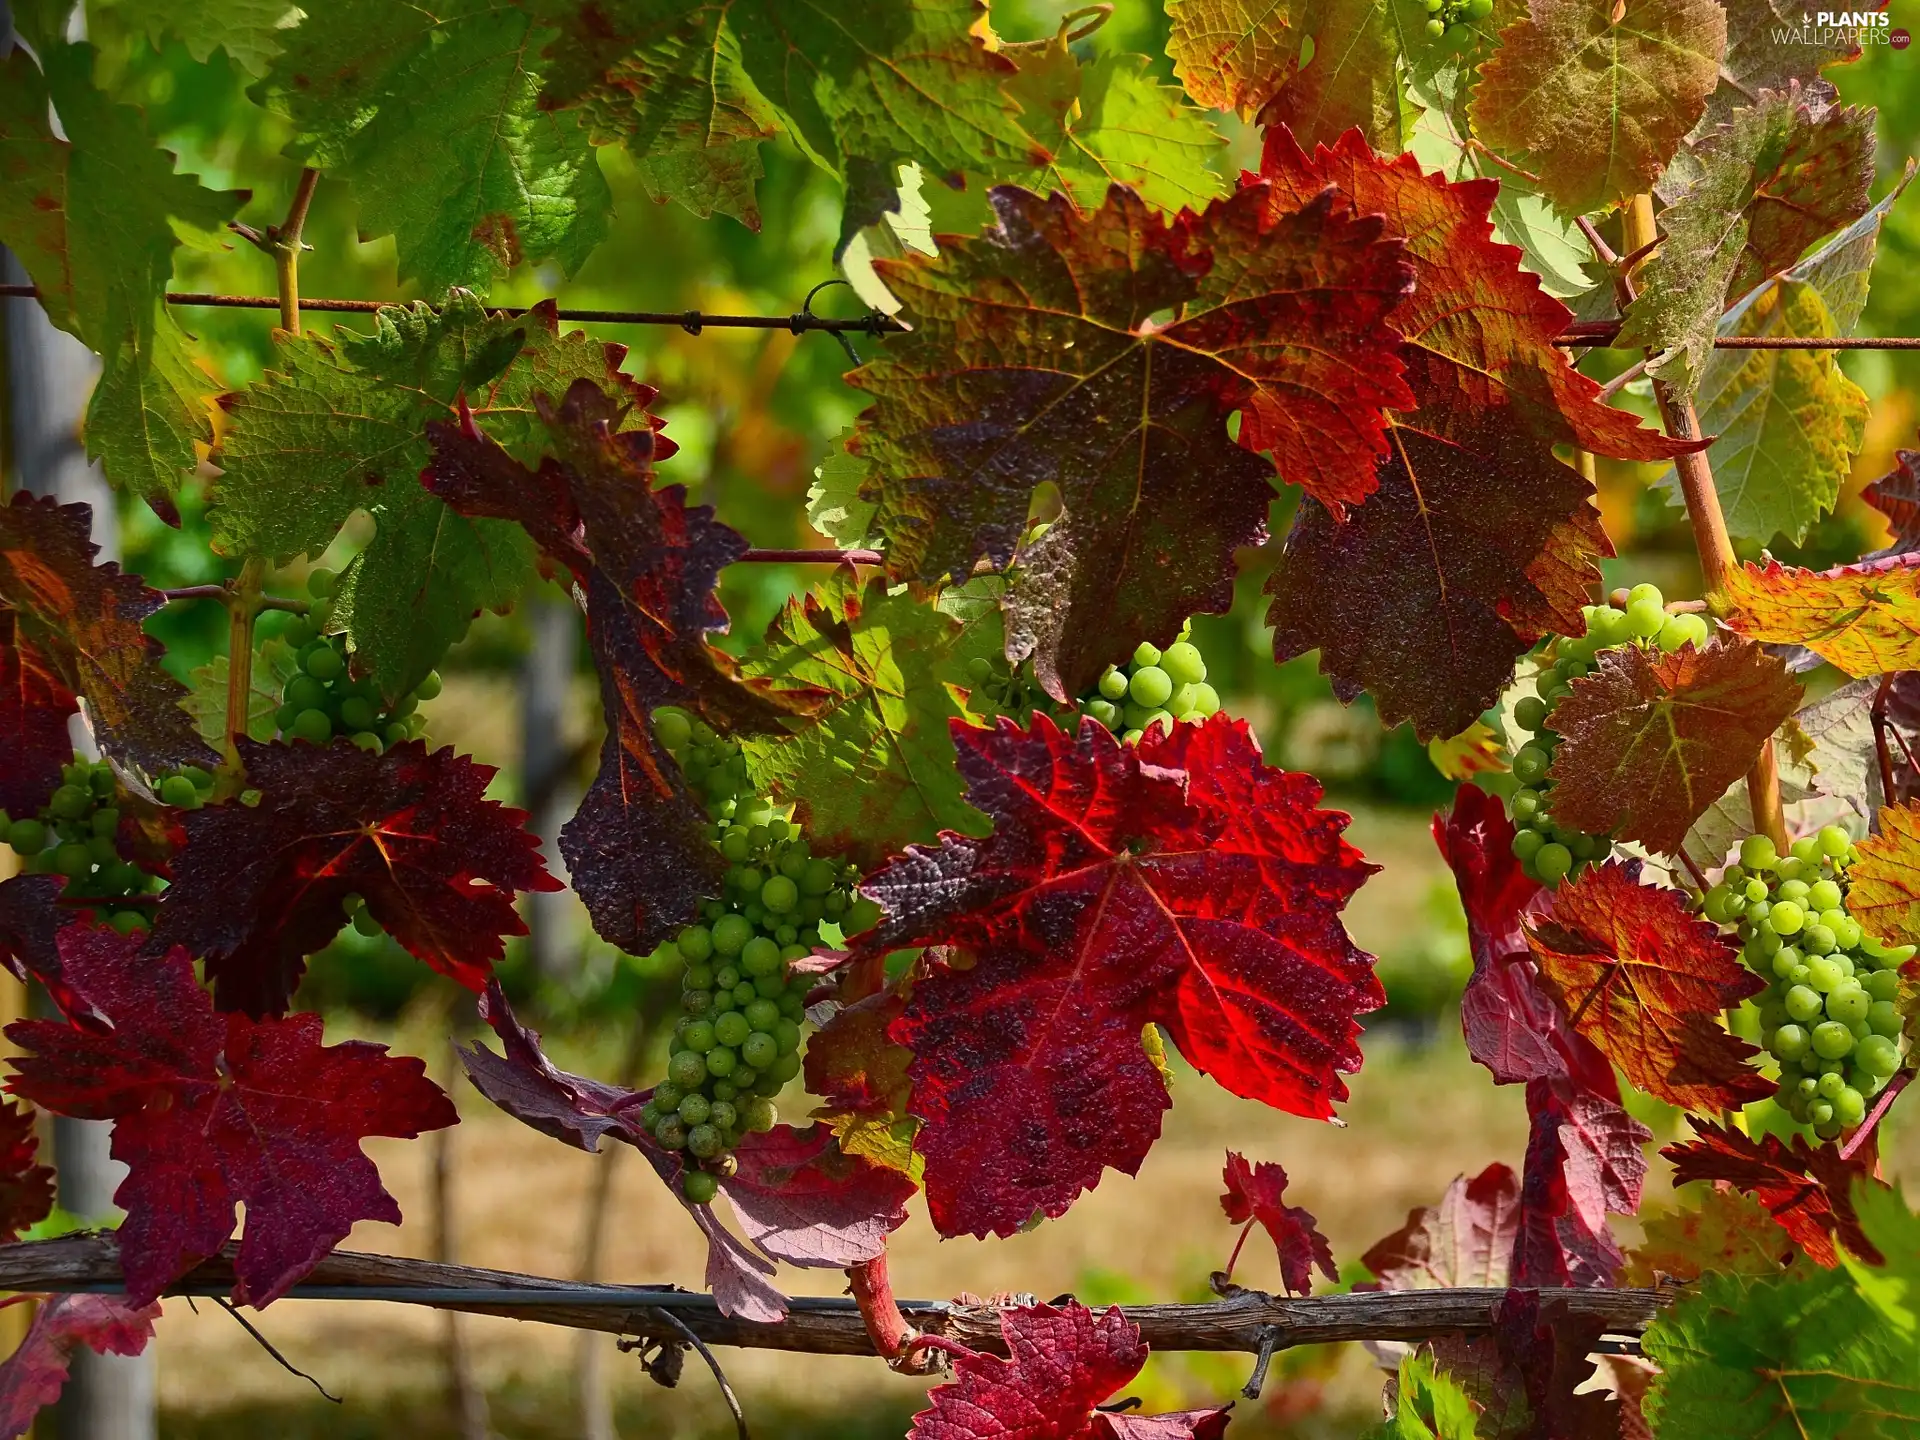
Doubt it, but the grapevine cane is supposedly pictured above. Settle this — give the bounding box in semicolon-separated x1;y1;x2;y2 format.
1610;200;1790;852
217;558;266;789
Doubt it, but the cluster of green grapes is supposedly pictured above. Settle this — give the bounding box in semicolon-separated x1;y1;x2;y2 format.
1421;0;1493;36
1508;583;1711;887
0;758;197;934
1708;828;1913;1139
1079;626;1222;745
273;569;438;751
643;708;879;1204
963;653;1052;721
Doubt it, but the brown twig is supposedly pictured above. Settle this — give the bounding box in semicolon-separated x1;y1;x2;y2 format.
218;559;266;790
737;547;883;565
1873;674;1901;807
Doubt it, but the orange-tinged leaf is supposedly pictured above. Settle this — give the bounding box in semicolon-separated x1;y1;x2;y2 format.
1164;0;1295;118
1470;0;1727;215
1624;1185;1792;1286
1662;1119;1882;1267
1523;862;1772;1112
1863;439;1920;552
1545;639;1803;855
1715;555;1920;679
1846;802;1920;949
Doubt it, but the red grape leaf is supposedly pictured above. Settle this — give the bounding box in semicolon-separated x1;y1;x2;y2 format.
907;1302;1148;1440
1522;861;1771;1111
461;982;902;1316
0;494;215;782
1426;1290;1621;1440
1512;1077;1648;1289
4;928;456;1306
0;613;77;817
0;879;109;1029
1862;440;1920;552
1848;801;1920;948
1714;554;1920;679
1220;1150;1336;1295
1257;129;1694;465
1544;640;1804;855
1092;1411;1233;1440
851;182;1414;698
804;989;914;1122
424;378;802;953
150;738;560;1016
1360;1162;1520;1292
866;713;1380;1238
0;1101;52;1244
1266;421;1608;743
0;1294;158;1440
723;1122;914;1268
1662;1119;1883;1267
1433;786;1572;1085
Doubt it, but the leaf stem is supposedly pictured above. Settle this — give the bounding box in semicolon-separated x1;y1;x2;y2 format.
845;1254;935;1374
219;558;267;791
1616;197;1789;852
160;584;307;613
274;169;320;334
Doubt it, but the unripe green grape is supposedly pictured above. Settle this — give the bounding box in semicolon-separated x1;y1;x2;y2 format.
305;645;344;682
415;671;443;702
1510;789;1542;823
705;1046;737;1077
1804;956;1842;993
1466;0;1494;17
686;1123;724;1159
1161;642;1206;687
677;925;714;963
1621;596;1663;639
1131;641;1161;668
741;1097;778;1134
655;1115;689;1149
682;989;714;1017
1807;879;1843;911
1808;1100;1835;1126
1084;698;1122;730
291;708;333;745
1869;1000;1903;1038
1512;745;1550;785
1774;856;1808;882
1741;877;1768;903
1769;900;1805;935
1534;842;1572;886
1128;666;1173;708
1858;1034;1902;1077
1819;824;1853;858
1097;667;1130;701
353;908;382;938
1188;683;1221;717
1657;613;1708;652
1866;968;1901;1002
1790;836;1821;865
682;1170;720;1205
1625;582;1663;608
1425;15;1445;33
1833;1086;1867;1127
744;998;781;1032
714;1011;751;1048
667;1050;708;1088
1775;879;1810;903
761;875;798;915
1812;1021;1855;1059
1771;1023;1810;1061
741;1032;778;1070
1511;828;1546;865
1772;949;1803;981
681;1020;717;1053
1816;1070;1848;1100
1785;985;1824;1023
652;1081;684;1112
720;829;752;863
740;937;780;978
1827;986;1870;1025
1702;885;1735;924
1802;924;1837;956
712;914;753;956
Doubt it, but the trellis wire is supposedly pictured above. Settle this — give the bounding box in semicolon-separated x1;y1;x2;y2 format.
5;284;1919;349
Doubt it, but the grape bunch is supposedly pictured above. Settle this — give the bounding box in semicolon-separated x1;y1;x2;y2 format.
1078;625;1222;745
0;757;195;934
1421;0;1493;36
1508;583;1711;887
963;652;1052;722
273;569;437;751
1708;828;1913;1139
643;707;879;1203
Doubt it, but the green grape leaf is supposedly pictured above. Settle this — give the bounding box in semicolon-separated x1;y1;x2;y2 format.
1470;0;1727;215
0;43;243;516
1373;1352;1482;1439
1544;639;1803;856
740;573;993;868
538;0;1032;239
1703;0;1864;134
1621;84;1875;386
1642;1263;1920;1438
841;164;938;316
806;431;881;550
93;0;297;75
998;25;1227;215
183;637;299;749
536;0;777;227
851;181;1414;700
260;2;610;295
213;295;650;702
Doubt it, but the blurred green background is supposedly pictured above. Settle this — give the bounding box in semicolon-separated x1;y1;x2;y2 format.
8;0;1918;1433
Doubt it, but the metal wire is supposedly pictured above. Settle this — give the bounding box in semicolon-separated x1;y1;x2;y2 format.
7;282;1919;349
0;284;903;336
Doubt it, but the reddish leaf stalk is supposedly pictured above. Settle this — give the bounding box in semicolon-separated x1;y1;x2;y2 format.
1872;673;1900;807
845;1253;936;1374
1839;1069;1910;1162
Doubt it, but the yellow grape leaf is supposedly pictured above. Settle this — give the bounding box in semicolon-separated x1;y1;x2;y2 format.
1624;1185;1792;1286
1849;802;1920;948
1715;555;1920;679
1428;721;1508;782
823;1110;924;1182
